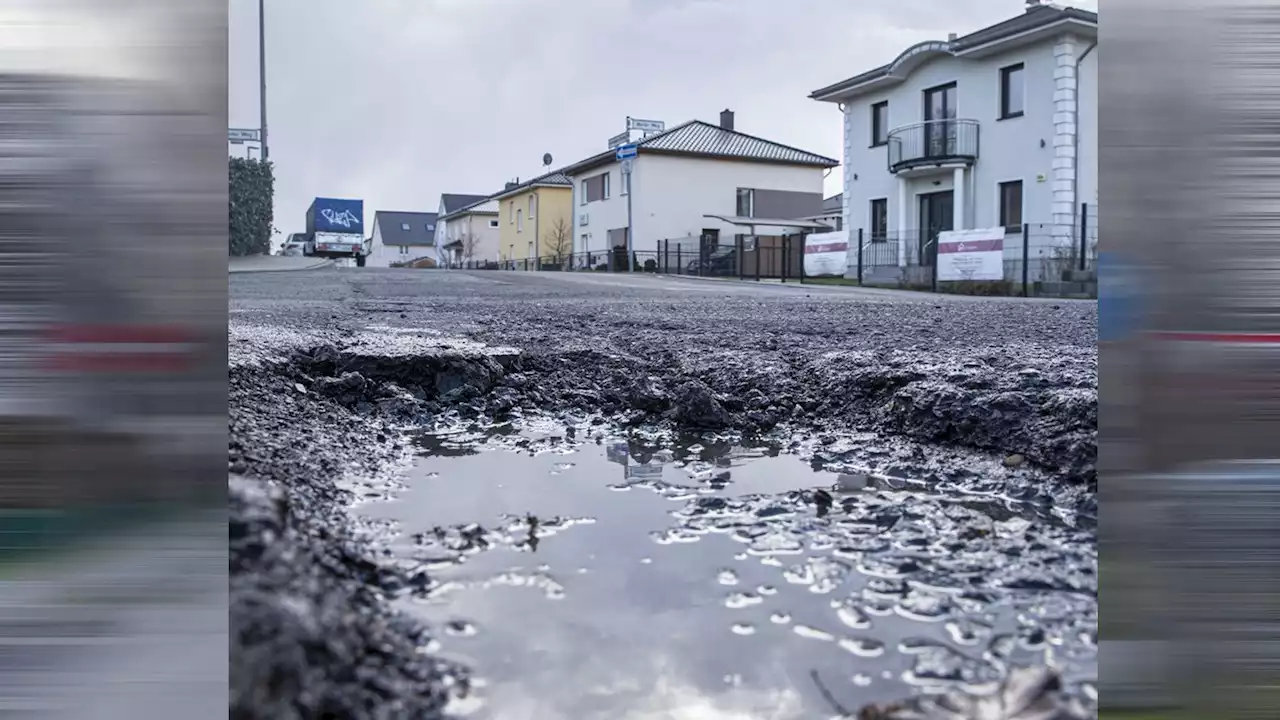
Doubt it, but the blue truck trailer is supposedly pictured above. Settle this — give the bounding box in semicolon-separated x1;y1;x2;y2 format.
303;197;367;266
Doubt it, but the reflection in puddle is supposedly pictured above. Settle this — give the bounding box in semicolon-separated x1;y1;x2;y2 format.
358;424;1097;719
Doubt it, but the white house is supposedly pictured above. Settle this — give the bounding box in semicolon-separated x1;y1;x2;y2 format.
432;193;489;266
810;1;1097;278
367;210;438;268
562;110;838;262
439;197;501;266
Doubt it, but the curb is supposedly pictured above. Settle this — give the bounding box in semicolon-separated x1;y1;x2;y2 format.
228;258;335;274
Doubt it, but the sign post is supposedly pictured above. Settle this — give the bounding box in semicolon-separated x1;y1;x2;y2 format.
616;144;638;272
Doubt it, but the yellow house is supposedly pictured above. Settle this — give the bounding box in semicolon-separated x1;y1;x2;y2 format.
490;169;574;269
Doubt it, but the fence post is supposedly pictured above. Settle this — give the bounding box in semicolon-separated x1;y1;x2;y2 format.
736;235;744;280
1078;202;1089;272
782;236;791;283
856;229;864;284
677;245;682;275
662;239;668;274
930;243;938;293
1022;228;1030;297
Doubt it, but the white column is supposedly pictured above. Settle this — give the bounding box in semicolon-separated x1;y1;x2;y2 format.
896;176;908;268
952;166;966;231
1052;34;1080;248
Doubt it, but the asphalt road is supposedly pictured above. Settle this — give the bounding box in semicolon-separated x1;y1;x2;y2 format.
229;267;1098;719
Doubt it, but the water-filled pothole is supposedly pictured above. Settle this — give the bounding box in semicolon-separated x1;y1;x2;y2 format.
357;423;1097;718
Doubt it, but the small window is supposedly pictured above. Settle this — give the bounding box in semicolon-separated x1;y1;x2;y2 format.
580;180;588;205
999;63;1024;119
399;246;409;255
401;222;410;231
508;201;514;224
870;101;889;146
427;224;434;231
584;173;610;203
489;219;499;228
529;194;537;218
735;188;754;217
999;180;1023;232
869;198;888;242
517;209;523;232
621;171;630;195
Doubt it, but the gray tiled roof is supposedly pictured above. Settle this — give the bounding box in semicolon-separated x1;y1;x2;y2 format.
490;169;573;200
822;193;843;213
374;211;438;246
810;5;1098;100
440;193;488;215
564;119;838;176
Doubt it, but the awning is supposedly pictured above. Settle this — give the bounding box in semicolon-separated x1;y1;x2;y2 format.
702;214;834;233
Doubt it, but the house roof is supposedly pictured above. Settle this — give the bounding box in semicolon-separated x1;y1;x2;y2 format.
440;193;488;215
440;197;499;222
489;169;573;201
822;193;843;213
374;210;438;246
563;119;839;176
809;4;1098;102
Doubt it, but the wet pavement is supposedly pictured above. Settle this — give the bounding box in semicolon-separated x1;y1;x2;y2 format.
355;422;1097;719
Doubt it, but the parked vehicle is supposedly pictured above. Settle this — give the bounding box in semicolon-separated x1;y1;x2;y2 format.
303;197;367;267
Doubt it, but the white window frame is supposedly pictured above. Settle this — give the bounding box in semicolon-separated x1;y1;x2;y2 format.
602;172;611;200
529;194;537;219
399;245;409;255
580;180;588;205
517;208;523;233
509;200;514;224
621;170;630;196
489;218;499;228
401;222;410;231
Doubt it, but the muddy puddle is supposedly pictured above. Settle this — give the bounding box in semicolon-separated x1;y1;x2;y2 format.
356;422;1098;719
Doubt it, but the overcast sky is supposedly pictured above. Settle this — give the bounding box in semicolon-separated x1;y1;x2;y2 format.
228;0;1097;240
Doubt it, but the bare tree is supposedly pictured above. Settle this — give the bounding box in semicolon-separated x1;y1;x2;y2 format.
461;232;481;263
543;216;572;261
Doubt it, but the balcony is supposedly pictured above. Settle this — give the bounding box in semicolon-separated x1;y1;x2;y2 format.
886;119;979;174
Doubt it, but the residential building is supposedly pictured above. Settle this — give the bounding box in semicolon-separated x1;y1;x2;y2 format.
797;193;844;231
562;110;838;260
367;210;438;267
810;1;1098;273
439;197;501;266
489;171;574;267
433;193;489;265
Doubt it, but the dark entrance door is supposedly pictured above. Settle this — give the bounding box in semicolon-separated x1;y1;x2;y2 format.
923;82;957;159
918;190;954;265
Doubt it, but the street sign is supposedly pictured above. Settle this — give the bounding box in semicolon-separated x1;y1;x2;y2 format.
229;128;261;143
627;117;665;133
615;144;637;161
608;131;630;149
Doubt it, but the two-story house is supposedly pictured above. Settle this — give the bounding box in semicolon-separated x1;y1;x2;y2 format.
439;196;501;266
490;171;574;268
810;1;1097;278
367;210;438;267
564;110;838;260
433;193;489;266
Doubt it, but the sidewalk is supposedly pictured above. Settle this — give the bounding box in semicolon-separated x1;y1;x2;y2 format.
229;255;334;273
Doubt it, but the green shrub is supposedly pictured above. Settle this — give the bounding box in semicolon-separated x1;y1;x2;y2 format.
228;157;275;256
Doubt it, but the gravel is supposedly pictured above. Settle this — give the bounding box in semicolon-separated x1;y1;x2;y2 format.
228;269;1097;718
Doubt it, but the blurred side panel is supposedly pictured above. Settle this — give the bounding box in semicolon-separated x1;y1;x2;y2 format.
1102;0;1280;716
0;1;227;719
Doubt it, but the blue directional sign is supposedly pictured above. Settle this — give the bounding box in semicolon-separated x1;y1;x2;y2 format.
615;144;637;161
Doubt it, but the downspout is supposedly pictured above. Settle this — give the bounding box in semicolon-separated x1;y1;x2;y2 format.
533;189;540;268
1071;40;1097;228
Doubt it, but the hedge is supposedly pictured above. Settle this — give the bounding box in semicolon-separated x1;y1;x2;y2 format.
229;157;275;256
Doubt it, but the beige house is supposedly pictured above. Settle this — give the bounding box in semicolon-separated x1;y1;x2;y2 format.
439;197;501;266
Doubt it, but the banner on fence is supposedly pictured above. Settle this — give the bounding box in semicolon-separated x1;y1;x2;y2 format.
937;227;1004;281
803;231;849;277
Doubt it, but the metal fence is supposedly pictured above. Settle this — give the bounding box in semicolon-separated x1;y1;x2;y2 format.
849;211;1098;298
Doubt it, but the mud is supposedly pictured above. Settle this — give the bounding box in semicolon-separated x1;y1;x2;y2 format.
228;270;1097;718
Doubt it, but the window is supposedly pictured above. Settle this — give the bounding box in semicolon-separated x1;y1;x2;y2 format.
999;63;1024;119
427;224;434;232
583;173;610;203
489;219;499;228
870;101;889;146
529;194;537;218
401;222;410;231
869;198;888;242
621;171;630;195
517;208;523;232
581;234;589;252
399;246;409;255
735;188;754;217
999;180;1023;232
508;200;514;224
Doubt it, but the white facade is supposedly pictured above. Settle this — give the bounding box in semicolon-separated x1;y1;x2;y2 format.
571;155;827;255
822;9;1098;270
367;215;432;267
442;200;501;265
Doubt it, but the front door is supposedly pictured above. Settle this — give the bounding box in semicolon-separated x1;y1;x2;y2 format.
918;190;954;265
923;83;957;159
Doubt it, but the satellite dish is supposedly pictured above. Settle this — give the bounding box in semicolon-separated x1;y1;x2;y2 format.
542;153;553;167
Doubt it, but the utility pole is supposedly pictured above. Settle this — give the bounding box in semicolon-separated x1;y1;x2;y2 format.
258;0;269;161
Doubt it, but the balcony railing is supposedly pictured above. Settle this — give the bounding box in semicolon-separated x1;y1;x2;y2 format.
886;119;980;173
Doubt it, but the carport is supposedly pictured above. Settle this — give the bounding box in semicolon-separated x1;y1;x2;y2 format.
701;214;833;280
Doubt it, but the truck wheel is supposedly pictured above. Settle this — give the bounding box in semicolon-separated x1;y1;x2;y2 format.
355;255;366;268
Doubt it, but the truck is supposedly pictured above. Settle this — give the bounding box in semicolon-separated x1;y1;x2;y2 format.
303;197;368;267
